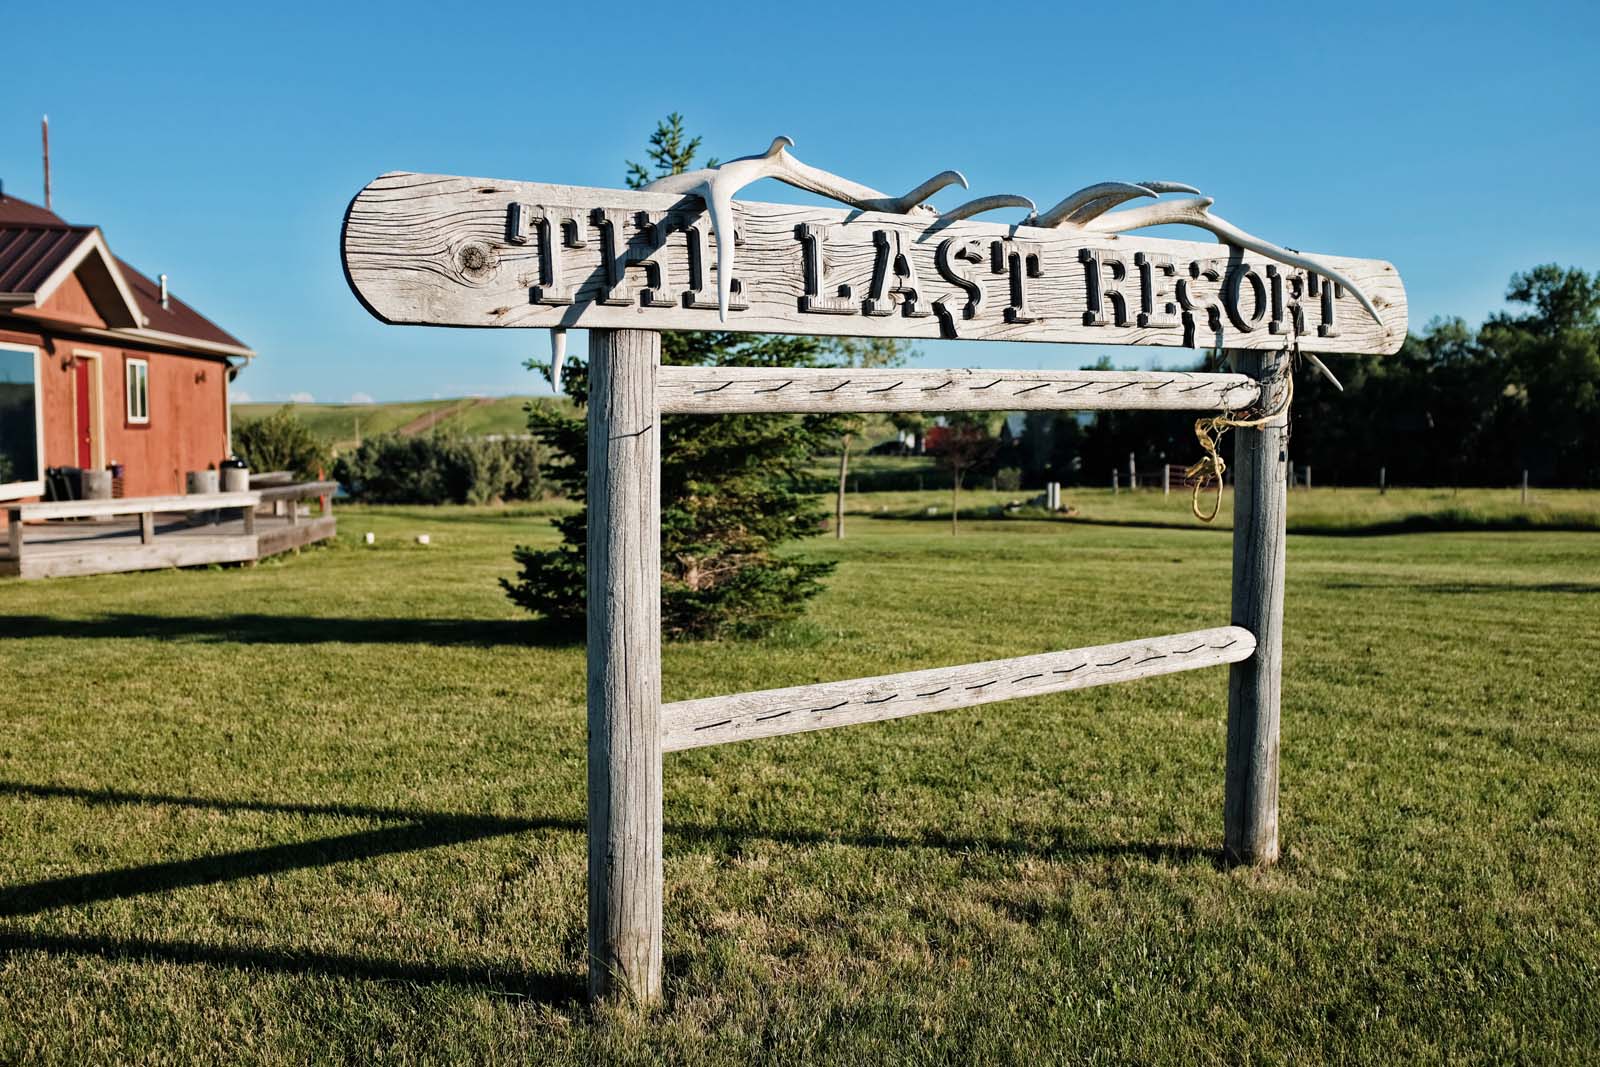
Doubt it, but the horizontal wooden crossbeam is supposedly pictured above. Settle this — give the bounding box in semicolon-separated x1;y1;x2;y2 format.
657;367;1259;415
662;626;1255;751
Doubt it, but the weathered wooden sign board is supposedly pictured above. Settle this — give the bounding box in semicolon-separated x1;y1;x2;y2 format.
341;140;1406;1008
344;173;1406;355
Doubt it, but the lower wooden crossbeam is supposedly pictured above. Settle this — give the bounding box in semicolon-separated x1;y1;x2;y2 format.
662;626;1255;751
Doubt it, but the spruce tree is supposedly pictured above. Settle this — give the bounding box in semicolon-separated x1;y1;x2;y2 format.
501;116;847;639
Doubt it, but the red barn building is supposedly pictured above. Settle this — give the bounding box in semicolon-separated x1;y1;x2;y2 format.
0;191;253;505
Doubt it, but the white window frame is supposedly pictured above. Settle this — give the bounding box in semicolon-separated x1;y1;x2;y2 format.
126;357;150;425
0;342;46;501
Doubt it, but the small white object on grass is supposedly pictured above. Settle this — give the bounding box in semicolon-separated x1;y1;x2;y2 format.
364;531;375;545
416;534;431;546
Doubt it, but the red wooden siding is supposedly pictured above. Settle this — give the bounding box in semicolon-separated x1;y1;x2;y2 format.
0;324;231;502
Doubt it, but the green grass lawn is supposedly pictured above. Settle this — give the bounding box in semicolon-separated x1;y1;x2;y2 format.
1;493;1597;1064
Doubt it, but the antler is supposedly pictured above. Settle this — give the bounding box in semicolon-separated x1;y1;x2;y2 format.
1079;196;1383;325
1028;181;1380;326
644;137;972;321
1033;182;1156;228
637;141;1384;330
939;194;1036;224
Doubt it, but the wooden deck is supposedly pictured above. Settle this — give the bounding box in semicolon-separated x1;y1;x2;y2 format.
1;505;336;580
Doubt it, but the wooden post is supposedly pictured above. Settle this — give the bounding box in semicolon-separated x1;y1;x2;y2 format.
1225;348;1287;867
1521;469;1528;505
1379;466;1386;494
1128;452;1137;490
586;328;663;1004
1304;465;1311;492
6;510;22;560
139;511;155;545
1162;464;1171;496
1112;470;1119;494
243;507;256;536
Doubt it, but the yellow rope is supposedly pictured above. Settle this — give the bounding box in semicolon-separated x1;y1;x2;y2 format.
1186;357;1295;523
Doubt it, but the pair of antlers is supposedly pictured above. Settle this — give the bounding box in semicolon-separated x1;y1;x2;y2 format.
645;136;1383;327
547;138;1381;383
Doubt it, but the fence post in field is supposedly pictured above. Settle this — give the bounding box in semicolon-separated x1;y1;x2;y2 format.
1225;348;1288;867
1305;466;1311;491
1379;466;1387;494
1163;464;1171;496
586;328;664;1003
1128;452;1137;490
1521;469;1528;505
1112;470;1119;494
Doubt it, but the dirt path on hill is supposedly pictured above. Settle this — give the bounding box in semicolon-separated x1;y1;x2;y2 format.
395;396;493;436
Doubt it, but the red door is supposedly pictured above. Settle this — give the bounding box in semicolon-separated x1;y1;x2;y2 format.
74;359;93;468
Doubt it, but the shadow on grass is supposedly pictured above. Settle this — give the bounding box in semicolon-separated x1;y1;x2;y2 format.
0;780;1217;991
1;782;1218;913
0;928;584;1003
0;613;580;648
1323;579;1600;595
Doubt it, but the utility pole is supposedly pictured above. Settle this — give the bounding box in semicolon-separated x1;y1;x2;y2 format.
42;115;52;211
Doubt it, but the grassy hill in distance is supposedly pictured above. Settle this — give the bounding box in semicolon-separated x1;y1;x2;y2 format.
231;396;562;449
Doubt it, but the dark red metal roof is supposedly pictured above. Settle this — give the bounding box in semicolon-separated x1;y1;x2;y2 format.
0;195;70;227
0;192;250;354
117;256;247;350
0;223;90;293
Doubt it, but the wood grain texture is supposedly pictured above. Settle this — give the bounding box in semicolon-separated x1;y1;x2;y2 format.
585;329;663;1005
658;367;1260;414
9;492;260;522
254;480;339;501
1224;349;1287;867
343;173;1407;356
663;626;1255;752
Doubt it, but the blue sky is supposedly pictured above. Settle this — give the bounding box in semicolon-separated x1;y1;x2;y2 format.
2;0;1595;403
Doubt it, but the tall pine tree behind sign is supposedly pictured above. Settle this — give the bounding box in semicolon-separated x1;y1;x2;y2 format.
504;117;848;639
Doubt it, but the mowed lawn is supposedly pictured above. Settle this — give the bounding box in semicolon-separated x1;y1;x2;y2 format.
1;493;1597;1065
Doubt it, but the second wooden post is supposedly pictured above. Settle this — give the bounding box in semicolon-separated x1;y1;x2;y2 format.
1225;349;1288;866
586;328;663;1003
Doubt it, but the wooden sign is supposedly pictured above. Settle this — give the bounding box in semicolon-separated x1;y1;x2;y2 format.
340;139;1405;1006
344;172;1407;355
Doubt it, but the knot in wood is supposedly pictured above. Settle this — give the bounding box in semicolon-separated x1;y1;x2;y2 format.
457;242;496;280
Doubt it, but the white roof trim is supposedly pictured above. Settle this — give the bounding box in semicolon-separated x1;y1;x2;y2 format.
30;228;145;328
74;324;257;361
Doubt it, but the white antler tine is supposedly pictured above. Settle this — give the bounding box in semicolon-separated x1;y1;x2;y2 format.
1137;180;1202;195
706;183;740;323
1304;352;1344;392
1035;182;1156;228
875;170;968;214
1085;197;1384;326
549;328;567;387
939;194;1036;224
1063;187;1172;226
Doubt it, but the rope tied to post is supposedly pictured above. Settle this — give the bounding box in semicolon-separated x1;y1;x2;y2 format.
1186;344;1296;523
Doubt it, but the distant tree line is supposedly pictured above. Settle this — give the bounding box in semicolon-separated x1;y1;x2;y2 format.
993;265;1600;490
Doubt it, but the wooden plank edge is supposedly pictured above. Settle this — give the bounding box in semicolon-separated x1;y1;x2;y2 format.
663;625;1255;751
658;367;1260;415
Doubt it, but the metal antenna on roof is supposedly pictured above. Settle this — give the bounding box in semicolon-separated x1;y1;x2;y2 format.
41;115;52;211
